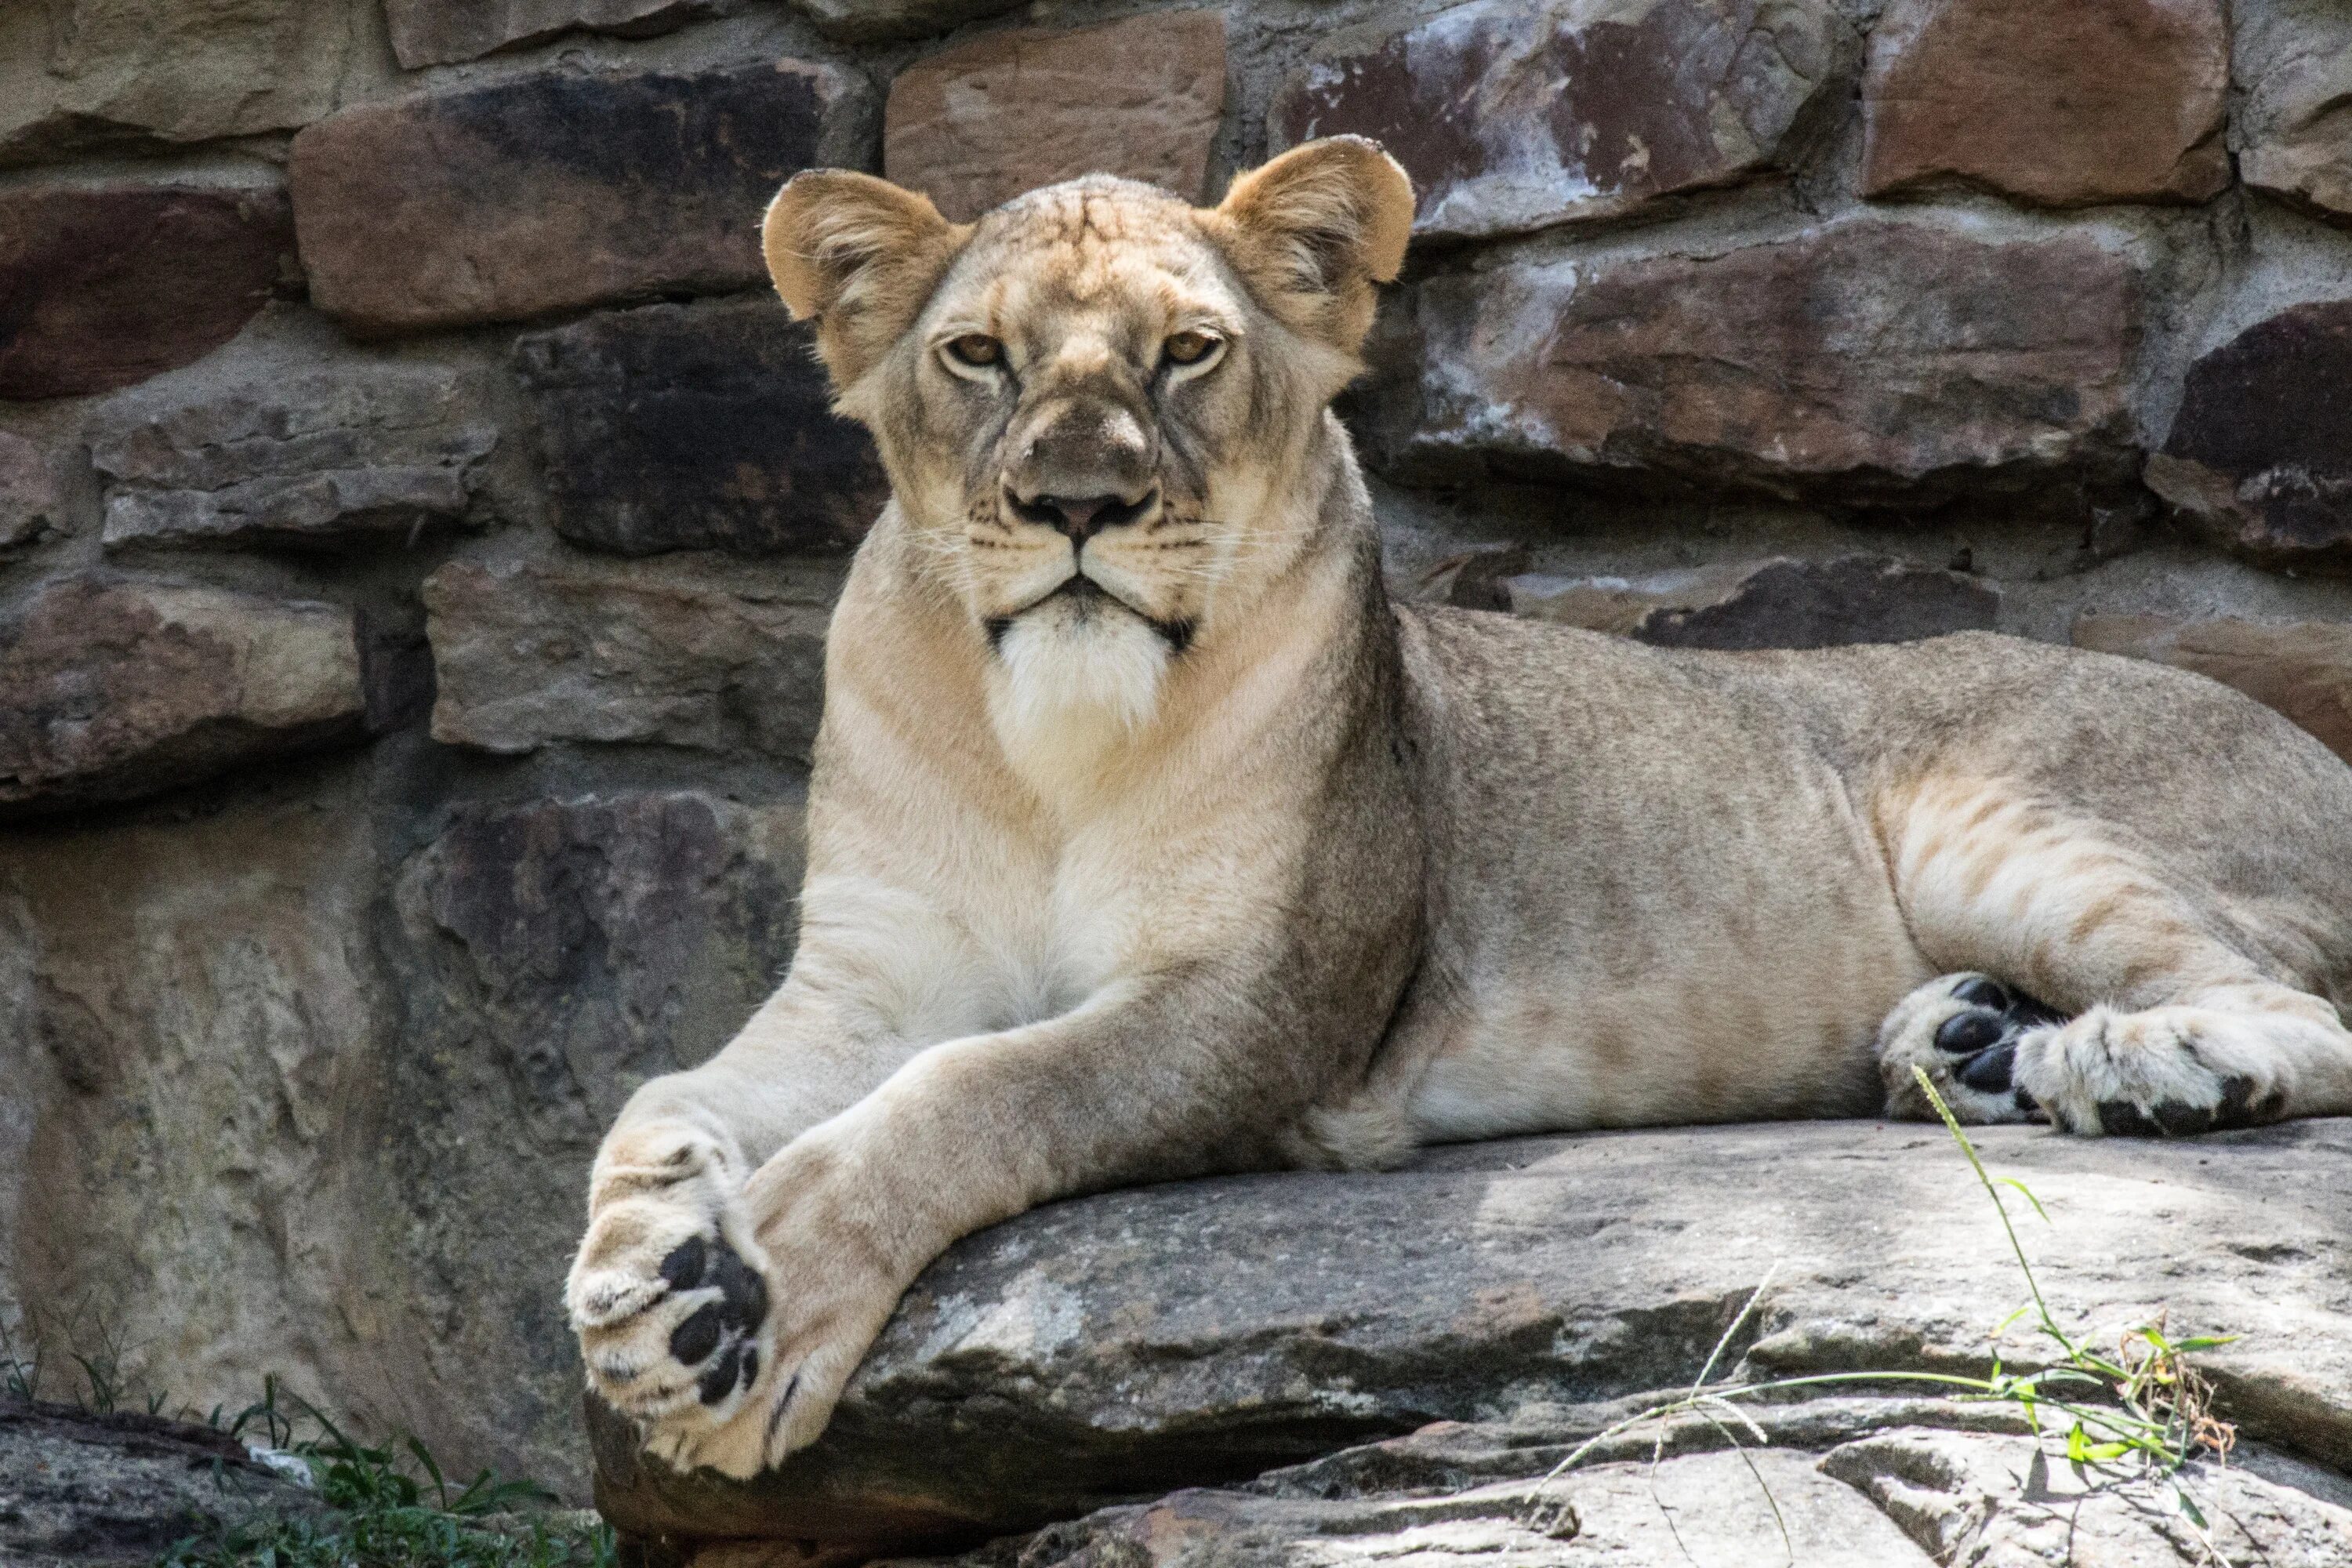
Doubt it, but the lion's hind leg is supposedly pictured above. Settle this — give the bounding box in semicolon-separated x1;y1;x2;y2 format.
1874;776;2352;1135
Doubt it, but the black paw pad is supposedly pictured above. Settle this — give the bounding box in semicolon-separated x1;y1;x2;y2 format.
1957;1039;2017;1093
2100;1075;2281;1138
660;1232;770;1404
1936;1011;2008;1054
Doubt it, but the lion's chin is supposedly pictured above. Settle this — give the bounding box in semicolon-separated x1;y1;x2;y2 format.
985;601;1174;789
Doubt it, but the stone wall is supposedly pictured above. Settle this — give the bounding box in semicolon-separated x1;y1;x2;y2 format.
1;0;2349;1501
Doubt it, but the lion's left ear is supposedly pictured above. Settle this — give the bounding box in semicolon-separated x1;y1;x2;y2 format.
1207;136;1414;356
763;169;970;388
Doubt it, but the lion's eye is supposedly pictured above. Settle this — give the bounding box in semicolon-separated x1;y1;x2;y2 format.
1163;330;1220;367
945;333;1003;368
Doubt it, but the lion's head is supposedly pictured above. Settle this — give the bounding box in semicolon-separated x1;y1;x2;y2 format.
762;138;1411;750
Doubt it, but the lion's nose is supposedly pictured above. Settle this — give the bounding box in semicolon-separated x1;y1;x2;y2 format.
1006;488;1158;545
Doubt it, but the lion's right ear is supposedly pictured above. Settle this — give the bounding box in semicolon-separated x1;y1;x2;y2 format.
1208;136;1414;358
763;170;967;387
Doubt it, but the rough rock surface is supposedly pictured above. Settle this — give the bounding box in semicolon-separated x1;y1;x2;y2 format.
788;0;1025;44
423;556;838;760
0;0;363;165
290;63;868;333
2234;0;2352;223
91;360;496;553
1860;0;2229;206
884;12;1227;223
593;1118;2352;1561
0;433;61;549
1509;555;1999;648
0;578;364;815
2146;300;2352;569
1272;0;1853;241
383;0;745;68
515;299;881;557
2073;613;2352;763
1377;220;2140;501
0;183;293;401
0;1396;320;1565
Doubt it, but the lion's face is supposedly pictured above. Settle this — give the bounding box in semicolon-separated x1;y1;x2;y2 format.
764;139;1411;745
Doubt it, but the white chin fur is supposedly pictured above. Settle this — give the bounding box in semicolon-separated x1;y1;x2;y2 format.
988;599;1170;786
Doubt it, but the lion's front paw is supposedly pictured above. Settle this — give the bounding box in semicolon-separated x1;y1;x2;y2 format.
567;1131;778;1468
1878;973;2061;1124
2016;1007;2280;1137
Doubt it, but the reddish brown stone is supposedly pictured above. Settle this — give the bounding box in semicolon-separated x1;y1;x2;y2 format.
514;298;881;557
2072;614;2352;763
1511;556;1998;648
1377;220;2139;503
0;578;364;815
0;184;292;401
1272;0;1852;241
1861;0;2228;206
2235;1;2352;227
884;11;1226;223
2145;301;2352;571
291;63;866;333
382;0;740;69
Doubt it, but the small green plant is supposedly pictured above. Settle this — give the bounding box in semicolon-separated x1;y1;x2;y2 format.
158;1386;616;1568
1521;1067;2240;1555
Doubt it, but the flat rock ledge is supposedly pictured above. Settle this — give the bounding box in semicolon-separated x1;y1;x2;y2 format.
592;1120;2352;1568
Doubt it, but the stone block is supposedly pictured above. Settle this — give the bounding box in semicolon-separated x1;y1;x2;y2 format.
2073;613;2352;764
383;0;744;69
2234;0;2352;224
0;183;292;401
91;361;496;553
1510;555;1999;649
0;578;364;816
0;0;361;166
423;556;839;761
514;299;881;557
1378;220;2140;503
2145;300;2352;572
291;63;869;333
1860;0;2229;206
1272;0;1853;241
0;434;61;549
884;11;1226;222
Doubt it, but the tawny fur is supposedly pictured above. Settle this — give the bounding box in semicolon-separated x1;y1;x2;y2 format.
568;139;2352;1478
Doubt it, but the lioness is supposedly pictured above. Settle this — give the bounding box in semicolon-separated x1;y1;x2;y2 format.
568;137;2352;1476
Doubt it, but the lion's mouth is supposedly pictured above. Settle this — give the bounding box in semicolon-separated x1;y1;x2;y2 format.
993;573;1195;653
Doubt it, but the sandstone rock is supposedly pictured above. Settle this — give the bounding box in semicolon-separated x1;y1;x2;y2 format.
2146;301;2352;570
2071;614;2352;763
0;0;361;166
514;299;882;557
1272;0;1851;242
884;12;1226;223
1860;0;2229;206
593;1118;2352;1555
0;432;61;548
0;1396;322;1565
0;579;364;815
90;361;495;553
383;0;744;69
0;183;292;401
423;556;839;760
291;63;869;334
1377;220;2139;502
2233;0;2352;224
1510;556;1999;648
789;0;1024;45
383;790;805;1487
